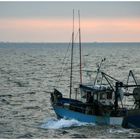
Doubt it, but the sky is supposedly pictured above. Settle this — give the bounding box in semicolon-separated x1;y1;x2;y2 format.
0;1;140;42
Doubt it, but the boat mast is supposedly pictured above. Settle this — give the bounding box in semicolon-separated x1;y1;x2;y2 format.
69;9;74;98
94;58;105;85
78;10;82;84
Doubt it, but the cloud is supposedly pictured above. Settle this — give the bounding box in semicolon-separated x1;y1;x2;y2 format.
0;18;140;42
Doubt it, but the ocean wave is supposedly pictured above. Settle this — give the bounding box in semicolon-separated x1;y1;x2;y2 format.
41;118;94;129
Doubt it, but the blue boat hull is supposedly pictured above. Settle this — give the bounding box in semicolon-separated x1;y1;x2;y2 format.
53;105;123;125
127;115;140;128
122;115;140;128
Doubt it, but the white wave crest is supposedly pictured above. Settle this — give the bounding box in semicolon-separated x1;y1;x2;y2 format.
41;118;94;129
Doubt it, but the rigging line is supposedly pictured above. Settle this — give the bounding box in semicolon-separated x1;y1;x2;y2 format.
56;30;79;87
55;29;79;89
59;30;79;76
70;9;75;99
74;30;79;43
78;10;82;84
55;38;72;87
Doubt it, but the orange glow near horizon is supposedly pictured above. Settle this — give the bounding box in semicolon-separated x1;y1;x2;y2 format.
0;18;140;42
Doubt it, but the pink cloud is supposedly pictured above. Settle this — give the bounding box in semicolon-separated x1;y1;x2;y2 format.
0;18;140;42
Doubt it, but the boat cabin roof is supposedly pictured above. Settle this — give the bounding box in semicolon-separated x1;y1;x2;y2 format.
80;84;113;94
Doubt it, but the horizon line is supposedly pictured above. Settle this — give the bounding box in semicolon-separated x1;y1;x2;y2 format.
0;41;140;43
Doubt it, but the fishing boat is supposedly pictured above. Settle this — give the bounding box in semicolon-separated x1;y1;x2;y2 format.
50;10;140;128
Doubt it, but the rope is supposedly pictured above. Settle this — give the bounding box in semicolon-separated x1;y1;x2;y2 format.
55;30;79;88
55;38;71;87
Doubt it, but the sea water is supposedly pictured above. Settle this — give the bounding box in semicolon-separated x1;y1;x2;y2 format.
0;42;140;138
